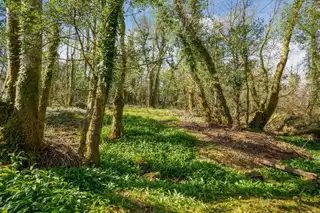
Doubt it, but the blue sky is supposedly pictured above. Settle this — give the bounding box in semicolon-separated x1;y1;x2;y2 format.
124;0;304;73
125;0;294;30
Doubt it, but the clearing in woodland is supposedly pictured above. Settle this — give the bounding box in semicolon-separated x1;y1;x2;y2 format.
1;107;319;212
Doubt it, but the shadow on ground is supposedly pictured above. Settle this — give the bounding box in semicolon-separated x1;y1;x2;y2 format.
45;110;319;212
178;122;313;170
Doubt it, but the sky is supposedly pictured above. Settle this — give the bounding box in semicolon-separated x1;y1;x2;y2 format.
125;0;305;72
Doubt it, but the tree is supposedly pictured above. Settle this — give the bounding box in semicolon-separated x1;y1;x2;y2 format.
109;8;127;140
39;23;60;140
179;34;213;124
173;0;233;126
3;0;20;104
5;0;43;152
303;0;320;116
249;0;305;130
84;0;123;166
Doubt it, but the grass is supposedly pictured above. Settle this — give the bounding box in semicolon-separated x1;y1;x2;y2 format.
1;107;320;212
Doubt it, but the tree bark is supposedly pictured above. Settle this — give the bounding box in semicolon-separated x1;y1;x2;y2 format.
3;0;20;104
306;4;320;116
75;18;98;156
188;88;195;112
39;24;60;140
84;0;123;166
9;0;43;151
67;47;76;106
249;0;304;130
110;9;127;140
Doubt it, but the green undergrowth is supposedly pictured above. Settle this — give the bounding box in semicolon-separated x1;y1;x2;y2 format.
1;107;320;212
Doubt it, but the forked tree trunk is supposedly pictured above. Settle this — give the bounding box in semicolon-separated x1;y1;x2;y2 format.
79;73;97;156
84;1;122;166
3;0;20;104
39;24;60;140
249;0;304;130
110;9;127;140
85;78;107;166
7;0;43;151
78;22;98;156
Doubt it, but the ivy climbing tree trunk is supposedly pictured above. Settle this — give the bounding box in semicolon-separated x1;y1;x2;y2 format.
173;0;233;126
6;0;43;152
110;8;127;140
84;0;123;166
39;23;60;140
249;0;304;130
179;34;212;125
3;0;20;104
306;3;320;116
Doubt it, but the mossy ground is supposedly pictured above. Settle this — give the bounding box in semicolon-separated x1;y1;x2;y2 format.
1;107;319;212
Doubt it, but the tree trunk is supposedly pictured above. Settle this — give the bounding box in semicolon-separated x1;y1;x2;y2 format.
3;0;20;104
39;23;60;140
85;78;106;166
110;9;127;140
79;72;97;156
306;4;320;116
233;91;241;130
147;69;154;107
67;47;76;106
173;0;232;126
249;0;304;130
8;0;43;151
179;34;212;124
84;1;122;166
306;35;320;116
188;88;195;112
78;20;98;156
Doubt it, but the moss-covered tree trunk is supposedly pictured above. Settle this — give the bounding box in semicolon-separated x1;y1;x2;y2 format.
9;0;43;151
306;4;320;116
110;9;127;140
188;88;195;112
174;0;232;126
179;34;212;124
3;0;20;104
306;34;320;116
39;24;60;140
84;1;122;166
249;0;304;130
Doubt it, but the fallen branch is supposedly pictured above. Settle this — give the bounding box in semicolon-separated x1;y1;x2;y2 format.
257;159;318;181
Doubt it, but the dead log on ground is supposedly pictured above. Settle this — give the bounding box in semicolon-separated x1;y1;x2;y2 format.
257;159;318;181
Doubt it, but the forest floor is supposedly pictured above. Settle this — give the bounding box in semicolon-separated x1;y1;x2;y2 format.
1;107;320;212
